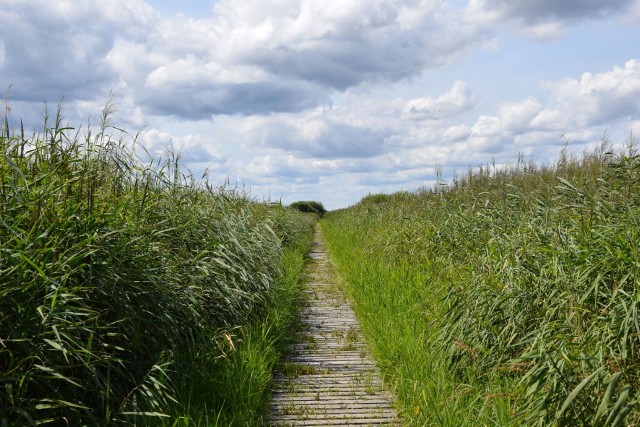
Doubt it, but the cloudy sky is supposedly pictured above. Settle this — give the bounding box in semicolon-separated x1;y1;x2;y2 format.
1;0;639;209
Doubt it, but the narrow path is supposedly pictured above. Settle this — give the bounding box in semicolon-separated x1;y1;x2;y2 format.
268;225;400;426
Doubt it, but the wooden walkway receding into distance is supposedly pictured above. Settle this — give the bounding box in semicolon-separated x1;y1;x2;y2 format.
268;225;401;426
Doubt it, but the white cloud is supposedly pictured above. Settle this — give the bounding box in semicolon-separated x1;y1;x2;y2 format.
624;0;640;23
460;59;640;151
127;0;488;117
229;106;394;159
498;97;544;130
403;81;478;120
515;20;567;41
465;0;636;40
208;1;482;105
442;124;472;142
538;59;640;127
529;109;570;131
138;128;224;167
0;0;157;100
76;0;490;119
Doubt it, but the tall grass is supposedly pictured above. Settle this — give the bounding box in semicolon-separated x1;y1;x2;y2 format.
167;226;313;426
0;102;314;425
323;136;640;425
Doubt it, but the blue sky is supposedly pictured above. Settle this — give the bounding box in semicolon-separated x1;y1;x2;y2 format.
1;1;639;209
147;0;216;17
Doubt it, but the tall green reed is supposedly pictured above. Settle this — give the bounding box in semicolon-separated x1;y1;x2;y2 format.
323;136;639;425
0;102;312;425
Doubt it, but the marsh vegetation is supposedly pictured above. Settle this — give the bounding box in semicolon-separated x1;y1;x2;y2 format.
323;136;640;426
3;98;639;426
0;104;314;425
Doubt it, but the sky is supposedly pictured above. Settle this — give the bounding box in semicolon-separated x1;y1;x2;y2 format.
1;1;639;209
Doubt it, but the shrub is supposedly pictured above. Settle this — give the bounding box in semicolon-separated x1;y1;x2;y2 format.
288;200;327;217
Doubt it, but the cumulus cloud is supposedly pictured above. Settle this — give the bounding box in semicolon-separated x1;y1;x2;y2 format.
210;0;483;89
466;0;637;40
467;0;636;22
442;124;472;142
538;59;640;126
232;107;394;159
244;152;371;181
0;0;157;101
138;128;224;164
134;0;488;117
403;81;478;120
462;59;640;149
1;0;492;118
142;78;327;118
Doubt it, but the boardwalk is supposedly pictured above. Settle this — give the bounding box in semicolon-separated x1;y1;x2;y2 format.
268;225;400;426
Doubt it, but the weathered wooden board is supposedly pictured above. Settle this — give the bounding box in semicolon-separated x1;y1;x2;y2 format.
267;225;401;426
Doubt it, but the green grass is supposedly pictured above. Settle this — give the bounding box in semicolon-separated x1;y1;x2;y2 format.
323;137;640;426
167;232;314;426
0;102;315;425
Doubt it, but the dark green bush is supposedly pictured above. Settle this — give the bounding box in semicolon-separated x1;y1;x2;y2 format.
288;200;327;217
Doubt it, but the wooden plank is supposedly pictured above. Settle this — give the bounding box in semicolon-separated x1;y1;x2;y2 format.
267;225;401;426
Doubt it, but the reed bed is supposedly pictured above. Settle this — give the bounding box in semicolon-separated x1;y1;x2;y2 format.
0;104;314;425
323;137;640;426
